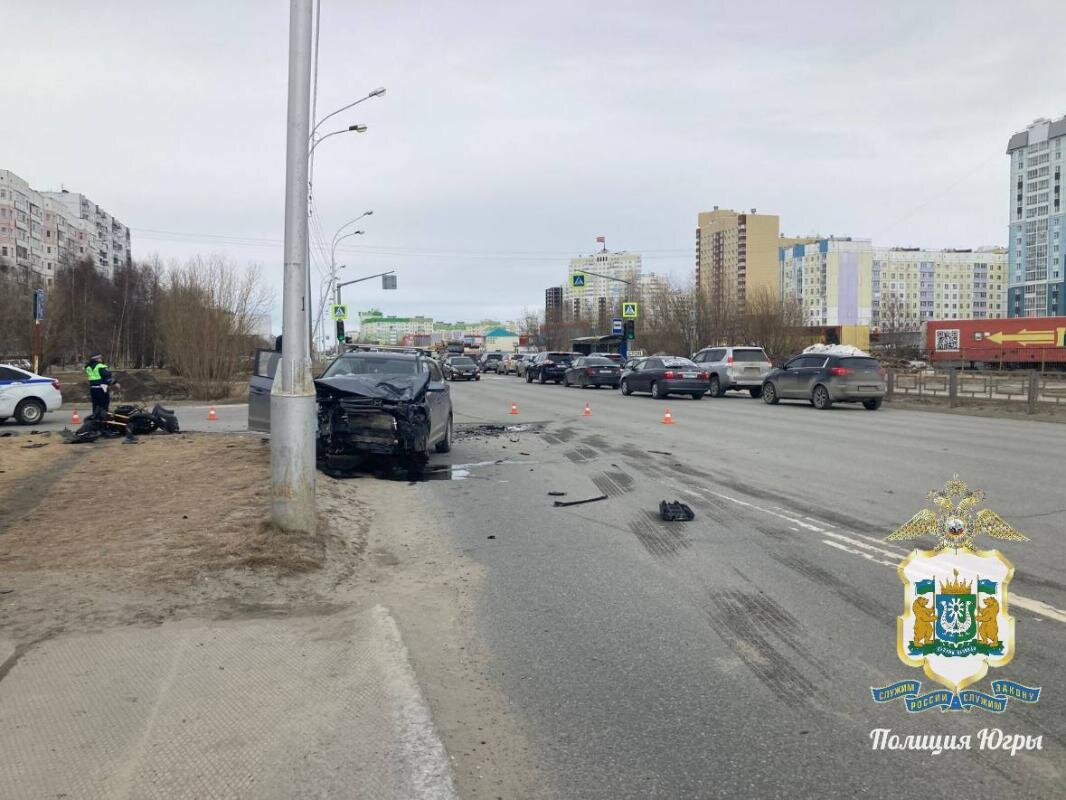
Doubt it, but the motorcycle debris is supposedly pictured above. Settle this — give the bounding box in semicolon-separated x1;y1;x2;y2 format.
553;494;608;508
22;442;48;449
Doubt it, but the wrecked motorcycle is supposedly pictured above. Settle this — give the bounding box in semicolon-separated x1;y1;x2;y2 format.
67;403;181;442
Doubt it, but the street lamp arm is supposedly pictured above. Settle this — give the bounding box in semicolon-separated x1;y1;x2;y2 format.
330;229;364;264
331;211;372;247
308;125;365;157
309;87;385;140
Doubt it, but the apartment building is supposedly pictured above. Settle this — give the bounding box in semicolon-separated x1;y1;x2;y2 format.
779;238;1008;331
695;208;780;309
544;286;563;326
1006;116;1066;317
0;169;130;284
43;189;131;278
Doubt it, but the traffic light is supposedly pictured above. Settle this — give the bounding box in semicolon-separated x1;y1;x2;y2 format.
336;320;346;342
624;319;635;341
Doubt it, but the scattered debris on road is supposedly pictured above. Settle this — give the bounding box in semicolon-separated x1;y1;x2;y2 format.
659;501;695;522
553;494;608;508
21;443;47;449
647;450;672;456
547;491;566;496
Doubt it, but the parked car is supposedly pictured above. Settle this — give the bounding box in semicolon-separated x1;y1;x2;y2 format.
563;356;622;389
443;356;480;381
248;348;452;467
525;352;577;384
619;356;710;400
761;352;887;410
479;352;506;374
501;352;533;375
515;353;537;377
0;363;63;425
691;346;773;398
588;352;623;363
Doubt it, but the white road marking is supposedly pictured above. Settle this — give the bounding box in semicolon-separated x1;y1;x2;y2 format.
683;485;1066;625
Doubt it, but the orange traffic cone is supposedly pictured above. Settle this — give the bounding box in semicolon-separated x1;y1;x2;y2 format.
71;408;81;425
583;401;592;417
509;402;519;416
208;406;219;421
661;408;674;425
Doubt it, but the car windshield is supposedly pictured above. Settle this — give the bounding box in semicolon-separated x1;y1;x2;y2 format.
584;357;615;366
546;353;572;360
661;357;698;368
322;356;422;377
732;349;768;362
451;357;475;366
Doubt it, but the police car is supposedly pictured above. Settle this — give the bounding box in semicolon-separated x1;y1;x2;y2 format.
0;364;63;425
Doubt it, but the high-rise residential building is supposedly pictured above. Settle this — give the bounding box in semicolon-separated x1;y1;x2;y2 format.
544;286;563;326
42;189;131;278
779;238;874;327
563;247;642;320
779;238;1008;330
0;169;130;283
695;208;780;312
1006;116;1065;317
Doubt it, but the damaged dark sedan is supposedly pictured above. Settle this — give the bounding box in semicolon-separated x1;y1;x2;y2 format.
248;348;452;470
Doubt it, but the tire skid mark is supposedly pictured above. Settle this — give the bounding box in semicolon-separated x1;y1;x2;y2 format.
628;514;690;557
591;470;633;498
767;549;892;622
703;587;824;706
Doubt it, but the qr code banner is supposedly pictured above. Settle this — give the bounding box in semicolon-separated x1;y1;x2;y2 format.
935;329;960;352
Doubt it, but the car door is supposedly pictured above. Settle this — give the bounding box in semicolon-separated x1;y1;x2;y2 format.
796;356;828;397
424;359;449;442
773;356;804;397
569;357;585;383
248;349;281;432
640;358;663;392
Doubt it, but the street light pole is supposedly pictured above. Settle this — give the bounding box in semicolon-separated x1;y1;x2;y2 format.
271;0;317;534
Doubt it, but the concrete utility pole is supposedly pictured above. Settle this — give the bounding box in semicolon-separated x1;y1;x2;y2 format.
271;0;317;533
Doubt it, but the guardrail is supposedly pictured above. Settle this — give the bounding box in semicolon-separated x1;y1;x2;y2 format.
887;369;1066;413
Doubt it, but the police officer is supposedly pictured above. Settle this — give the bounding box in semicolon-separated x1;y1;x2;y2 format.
85;352;117;421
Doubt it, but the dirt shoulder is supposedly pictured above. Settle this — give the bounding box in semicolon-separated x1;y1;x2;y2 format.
0;433;357;643
0;428;538;798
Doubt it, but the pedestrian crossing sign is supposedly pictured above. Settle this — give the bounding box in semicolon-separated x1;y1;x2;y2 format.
571;272;586;288
331;304;348;321
622;302;639;319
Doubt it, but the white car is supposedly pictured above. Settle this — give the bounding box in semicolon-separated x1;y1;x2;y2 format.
0;364;63;425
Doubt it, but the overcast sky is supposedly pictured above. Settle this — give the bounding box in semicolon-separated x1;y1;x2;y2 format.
5;1;1066;328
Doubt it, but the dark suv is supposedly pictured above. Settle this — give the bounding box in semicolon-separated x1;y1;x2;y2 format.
525;352;577;384
761;352;886;410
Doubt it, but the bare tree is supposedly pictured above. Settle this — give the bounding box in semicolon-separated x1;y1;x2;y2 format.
738;286;810;364
159;255;271;399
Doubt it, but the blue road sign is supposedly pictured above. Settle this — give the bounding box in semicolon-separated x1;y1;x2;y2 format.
571;272;586;288
612;317;623;334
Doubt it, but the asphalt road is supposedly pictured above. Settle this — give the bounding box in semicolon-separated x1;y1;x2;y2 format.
420;373;1066;798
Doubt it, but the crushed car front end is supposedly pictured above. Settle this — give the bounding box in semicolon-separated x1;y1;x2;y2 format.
314;374;432;468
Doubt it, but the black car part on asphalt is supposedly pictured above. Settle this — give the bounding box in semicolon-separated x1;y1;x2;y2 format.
659;501;695;521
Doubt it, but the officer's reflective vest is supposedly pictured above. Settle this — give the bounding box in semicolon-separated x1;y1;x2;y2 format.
85;363;108;386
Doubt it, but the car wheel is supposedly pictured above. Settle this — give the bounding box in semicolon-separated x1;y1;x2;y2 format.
539;373;546;384
435;414;453;453
620;379;632;396
651;381;667;399
526;371;533;383
762;382;779;405
14;398;45;425
812;384;833;410
863;398;883;410
475;375;480;381
691;392;703;400
749;386;763;399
